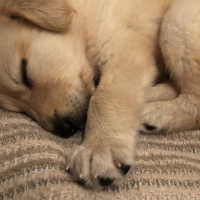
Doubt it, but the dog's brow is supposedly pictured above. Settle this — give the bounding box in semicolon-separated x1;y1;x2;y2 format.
21;58;33;88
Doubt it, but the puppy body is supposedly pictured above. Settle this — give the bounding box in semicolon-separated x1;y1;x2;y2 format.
1;0;200;188
65;0;173;188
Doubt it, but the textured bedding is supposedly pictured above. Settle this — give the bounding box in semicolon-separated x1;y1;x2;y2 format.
0;108;200;200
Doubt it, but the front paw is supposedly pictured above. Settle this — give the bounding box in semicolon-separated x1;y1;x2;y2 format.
140;102;170;134
66;138;135;189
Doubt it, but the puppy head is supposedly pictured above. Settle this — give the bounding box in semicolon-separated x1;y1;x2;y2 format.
0;0;95;138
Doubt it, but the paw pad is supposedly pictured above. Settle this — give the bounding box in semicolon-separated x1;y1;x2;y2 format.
98;177;115;186
120;164;131;175
143;123;156;131
76;179;92;189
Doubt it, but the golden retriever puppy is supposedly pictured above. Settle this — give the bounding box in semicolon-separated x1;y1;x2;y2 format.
0;0;95;137
1;0;200;188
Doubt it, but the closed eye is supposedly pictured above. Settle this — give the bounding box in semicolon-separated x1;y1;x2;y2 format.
21;58;33;88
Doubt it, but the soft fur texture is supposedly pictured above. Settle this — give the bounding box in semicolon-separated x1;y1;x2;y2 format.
0;0;200;188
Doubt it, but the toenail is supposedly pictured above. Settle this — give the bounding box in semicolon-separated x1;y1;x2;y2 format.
66;164;73;174
115;160;121;167
79;173;84;179
66;167;72;174
94;174;99;179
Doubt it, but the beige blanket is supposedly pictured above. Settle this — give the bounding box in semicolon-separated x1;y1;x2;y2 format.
0;108;200;200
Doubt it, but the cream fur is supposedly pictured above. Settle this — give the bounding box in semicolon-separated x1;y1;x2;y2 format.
0;0;200;188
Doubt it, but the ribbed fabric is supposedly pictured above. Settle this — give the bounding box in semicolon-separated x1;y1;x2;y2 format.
0;108;200;200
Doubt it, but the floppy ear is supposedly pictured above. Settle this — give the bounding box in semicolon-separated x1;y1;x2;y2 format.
0;0;75;31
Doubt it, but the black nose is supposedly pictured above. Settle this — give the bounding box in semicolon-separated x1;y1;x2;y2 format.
54;118;82;138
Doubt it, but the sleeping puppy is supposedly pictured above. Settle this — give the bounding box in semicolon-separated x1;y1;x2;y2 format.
1;0;200;188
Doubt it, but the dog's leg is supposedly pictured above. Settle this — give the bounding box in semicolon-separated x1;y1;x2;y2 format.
140;95;200;134
66;32;156;188
146;82;178;103
140;0;200;134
